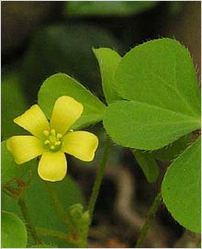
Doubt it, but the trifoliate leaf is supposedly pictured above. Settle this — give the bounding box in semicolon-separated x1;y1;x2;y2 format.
38;73;106;129
162;138;201;233
114;38;200;118
106;38;201;150
93;48;121;104
103;101;200;150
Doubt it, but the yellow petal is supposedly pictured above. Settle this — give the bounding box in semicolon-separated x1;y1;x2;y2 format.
14;104;49;138
6;136;44;164
38;151;67;182
62;131;98;162
50;96;83;135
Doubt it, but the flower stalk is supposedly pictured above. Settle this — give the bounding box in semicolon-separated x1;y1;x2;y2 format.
135;191;162;247
88;136;111;222
18;197;42;245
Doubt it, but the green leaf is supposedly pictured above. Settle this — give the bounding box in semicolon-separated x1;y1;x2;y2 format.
133;150;159;183
66;2;157;16
103;39;201;150
103;100;200;150
38;73;106;129
162;138;201;233
2;171;84;247
114;38;200;118
93;48;122;104
151;134;191;160
2;141;31;185
2;73;28;139
2;211;27;248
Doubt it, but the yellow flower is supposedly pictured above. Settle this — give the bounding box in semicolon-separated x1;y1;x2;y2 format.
7;96;98;182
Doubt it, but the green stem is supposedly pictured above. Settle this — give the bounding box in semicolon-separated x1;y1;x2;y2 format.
36;227;68;241
18;197;42;245
135;191;162;248
36;227;81;247
88;136;111;222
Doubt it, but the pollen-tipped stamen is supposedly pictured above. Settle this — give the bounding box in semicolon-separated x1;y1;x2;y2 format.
50;129;56;136
43;129;63;151
57;133;62;139
44;140;50;145
50;145;55;150
55;141;61;146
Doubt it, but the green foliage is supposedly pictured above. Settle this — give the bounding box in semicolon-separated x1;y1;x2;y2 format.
151;135;191;160
103;100;200;150
2;141;31;185
38;73;106;129
133;150;159;183
114;38;200;117
2;36;201;244
2;73;28;139
66;1;157;16
104;38;200;150
100;39;201;234
93;48;122;104
2;210;27;248
2;171;84;247
162;138;201;233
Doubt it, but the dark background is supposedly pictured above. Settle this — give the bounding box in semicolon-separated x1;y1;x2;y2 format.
2;1;201;247
2;1;201;102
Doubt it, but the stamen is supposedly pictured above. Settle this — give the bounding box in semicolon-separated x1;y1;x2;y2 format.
43;130;49;136
50;129;56;136
57;133;62;139
50;145;55;150
43;128;62;151
44;140;50;145
55;141;61;146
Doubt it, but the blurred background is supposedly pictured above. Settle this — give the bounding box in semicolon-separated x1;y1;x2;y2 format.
2;1;201;248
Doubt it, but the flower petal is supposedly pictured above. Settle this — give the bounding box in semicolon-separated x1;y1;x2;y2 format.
38;151;67;182
62;131;98;162
50;96;83;135
14;104;49;138
6;136;44;164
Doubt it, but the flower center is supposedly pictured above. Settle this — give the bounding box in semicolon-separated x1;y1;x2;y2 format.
43;129;62;151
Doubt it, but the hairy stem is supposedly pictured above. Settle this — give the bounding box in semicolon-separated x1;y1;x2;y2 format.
36;227;68;241
36;227;76;243
135;191;162;247
18;197;42;244
88;136;111;222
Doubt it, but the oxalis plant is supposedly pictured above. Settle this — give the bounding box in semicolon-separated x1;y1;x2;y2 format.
2;38;201;248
